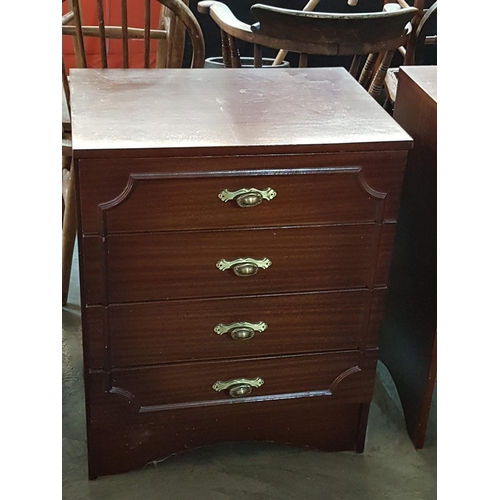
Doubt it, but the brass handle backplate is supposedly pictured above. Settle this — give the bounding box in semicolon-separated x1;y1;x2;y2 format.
214;321;268;340
216;257;272;276
218;188;277;208
212;377;264;398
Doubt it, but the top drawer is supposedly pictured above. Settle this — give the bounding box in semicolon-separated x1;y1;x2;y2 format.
77;154;406;234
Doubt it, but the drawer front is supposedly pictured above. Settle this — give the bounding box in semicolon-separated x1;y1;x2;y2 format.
77;153;407;234
87;224;390;303
94;350;377;412
90;171;397;234
84;289;388;368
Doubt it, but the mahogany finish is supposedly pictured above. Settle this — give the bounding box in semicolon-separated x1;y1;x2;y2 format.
85;288;387;367
378;66;436;449
71;67;411;478
91;350;377;412
77;152;407;234
88;398;364;478
85;168;404;233
81;223;396;303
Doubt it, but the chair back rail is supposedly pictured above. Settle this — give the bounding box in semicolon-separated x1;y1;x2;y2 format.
414;1;437;65
251;4;418;54
198;1;418;98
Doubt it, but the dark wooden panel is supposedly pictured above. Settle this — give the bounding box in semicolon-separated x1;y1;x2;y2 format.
366;288;388;349
83;289;384;368
86;398;364;479
394;67;437;152
88;349;377;416
379;66;437;450
84;306;106;369
77;156;406;234
79;235;106;305
374;222;397;286
102;225;381;303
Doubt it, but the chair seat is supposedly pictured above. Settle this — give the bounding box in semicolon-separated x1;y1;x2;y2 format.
62;87;71;133
384;68;400;106
62;132;72;157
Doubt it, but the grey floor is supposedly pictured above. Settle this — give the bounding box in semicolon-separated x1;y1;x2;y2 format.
63;248;436;499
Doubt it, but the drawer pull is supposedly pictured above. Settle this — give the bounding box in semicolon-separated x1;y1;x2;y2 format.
216;257;272;276
214;321;268;340
212;377;264;397
218;188;277;208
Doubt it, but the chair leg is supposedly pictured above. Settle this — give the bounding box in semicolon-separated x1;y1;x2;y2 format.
220;30;232;67
358;53;378;89
369;50;395;98
62;156;77;306
228;35;241;68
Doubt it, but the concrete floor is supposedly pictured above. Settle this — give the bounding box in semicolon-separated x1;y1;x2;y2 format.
63;249;436;499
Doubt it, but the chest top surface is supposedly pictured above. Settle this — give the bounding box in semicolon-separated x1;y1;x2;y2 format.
400;66;437;103
70;67;412;158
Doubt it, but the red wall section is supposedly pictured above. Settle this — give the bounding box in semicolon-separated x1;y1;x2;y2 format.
63;0;162;70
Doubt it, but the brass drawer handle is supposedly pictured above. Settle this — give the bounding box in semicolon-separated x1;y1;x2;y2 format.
218;188;277;208
216;257;272;276
212;377;264;398
214;321;268;340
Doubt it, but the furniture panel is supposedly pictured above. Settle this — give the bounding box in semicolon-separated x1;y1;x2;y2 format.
378;66;437;449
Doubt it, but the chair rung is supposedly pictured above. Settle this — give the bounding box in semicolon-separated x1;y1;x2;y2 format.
62;25;168;40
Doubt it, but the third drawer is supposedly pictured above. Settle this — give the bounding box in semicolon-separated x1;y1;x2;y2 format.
85;288;387;368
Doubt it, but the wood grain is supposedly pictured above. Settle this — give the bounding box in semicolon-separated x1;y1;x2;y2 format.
71;67;411;478
86;398;364;479
77;151;407;235
81;224;392;304
84;288;387;368
88;349;378;416
378;66;436;449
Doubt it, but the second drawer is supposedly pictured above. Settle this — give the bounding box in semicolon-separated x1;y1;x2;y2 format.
82;223;395;303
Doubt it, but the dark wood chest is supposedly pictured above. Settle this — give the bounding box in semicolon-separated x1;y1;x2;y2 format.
70;67;412;478
379;66;437;449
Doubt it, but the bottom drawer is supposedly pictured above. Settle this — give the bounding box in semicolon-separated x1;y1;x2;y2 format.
88;349;377;416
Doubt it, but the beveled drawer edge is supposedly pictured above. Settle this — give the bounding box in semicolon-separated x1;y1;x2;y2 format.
74;143;412;160
138;390;332;413
84;285;384;307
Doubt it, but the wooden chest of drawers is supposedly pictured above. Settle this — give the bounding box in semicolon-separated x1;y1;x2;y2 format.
70;67;412;479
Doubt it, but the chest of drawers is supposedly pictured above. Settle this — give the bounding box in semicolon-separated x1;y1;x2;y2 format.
70;67;412;479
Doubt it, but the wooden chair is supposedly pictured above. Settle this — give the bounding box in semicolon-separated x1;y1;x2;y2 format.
197;1;418;99
62;0;205;305
383;0;437;110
